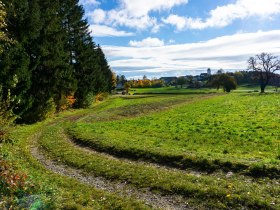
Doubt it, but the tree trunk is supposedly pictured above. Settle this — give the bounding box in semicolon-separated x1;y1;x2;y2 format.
260;85;265;93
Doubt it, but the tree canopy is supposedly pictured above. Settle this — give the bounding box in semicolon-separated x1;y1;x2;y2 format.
0;0;113;123
248;53;280;93
211;74;237;92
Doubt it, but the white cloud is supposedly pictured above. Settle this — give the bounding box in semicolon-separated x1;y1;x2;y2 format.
119;0;188;17
162;14;188;30
163;0;280;30
169;39;176;44
106;10;157;30
103;30;280;75
87;0;188;32
89;25;135;37
89;9;106;24
79;0;100;6
129;37;164;47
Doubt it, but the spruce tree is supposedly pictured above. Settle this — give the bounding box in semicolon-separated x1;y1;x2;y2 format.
1;0;113;122
0;0;33;118
95;45;113;93
64;1;113;107
0;0;9;53
61;0;102;108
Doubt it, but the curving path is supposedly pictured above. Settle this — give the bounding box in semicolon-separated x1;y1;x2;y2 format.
26;95;279;210
29;122;193;210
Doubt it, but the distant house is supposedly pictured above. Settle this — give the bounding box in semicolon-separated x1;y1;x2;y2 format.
200;73;208;79
193;75;201;81
160;77;177;85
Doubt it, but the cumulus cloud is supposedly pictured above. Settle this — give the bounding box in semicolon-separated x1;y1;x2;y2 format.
89;25;135;37
119;0;188;17
163;0;280;30
169;39;176;44
79;0;100;6
89;9;106;24
103;30;280;76
87;0;188;32
129;37;164;47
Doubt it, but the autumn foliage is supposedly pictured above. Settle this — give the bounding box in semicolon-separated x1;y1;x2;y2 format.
128;78;164;88
0;160;35;207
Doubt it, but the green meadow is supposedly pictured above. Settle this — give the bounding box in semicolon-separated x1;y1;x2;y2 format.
2;89;280;209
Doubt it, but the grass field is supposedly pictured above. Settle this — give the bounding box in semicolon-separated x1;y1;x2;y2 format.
131;84;277;94
1;89;280;209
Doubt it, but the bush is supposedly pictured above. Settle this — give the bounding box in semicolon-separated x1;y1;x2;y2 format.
95;92;109;102
0;160;37;208
0;100;16;142
18;98;56;124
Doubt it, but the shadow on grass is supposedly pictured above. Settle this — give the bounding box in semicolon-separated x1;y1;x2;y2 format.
133;92;218;95
121;95;157;100
67;129;280;180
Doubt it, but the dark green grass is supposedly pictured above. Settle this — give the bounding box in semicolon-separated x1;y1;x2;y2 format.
131;85;277;94
38;123;279;209
68;93;280;178
131;87;218;94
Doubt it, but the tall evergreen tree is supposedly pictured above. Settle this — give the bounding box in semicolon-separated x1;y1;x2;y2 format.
20;0;76;122
0;0;33;118
60;0;110;108
95;45;112;93
0;0;9;53
1;0;113;122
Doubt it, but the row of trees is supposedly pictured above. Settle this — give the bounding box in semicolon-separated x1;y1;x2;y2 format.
176;74;237;92
0;0;113;123
127;77;165;88
167;53;280;93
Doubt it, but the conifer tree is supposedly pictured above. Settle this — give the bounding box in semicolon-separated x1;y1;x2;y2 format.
0;0;32;118
22;0;76;121
95;45;112;93
0;0;9;53
61;0;111;108
1;0;113;122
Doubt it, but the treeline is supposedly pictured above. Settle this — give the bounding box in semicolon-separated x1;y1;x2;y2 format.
0;0;113;123
214;71;280;87
116;75;164;89
128;79;164;88
166;71;280;89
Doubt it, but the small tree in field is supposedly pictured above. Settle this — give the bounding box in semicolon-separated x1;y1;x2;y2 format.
177;76;186;88
220;74;237;92
124;82;131;94
248;53;280;93
211;74;237;92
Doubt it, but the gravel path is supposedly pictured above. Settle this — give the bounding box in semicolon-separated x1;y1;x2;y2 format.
29;131;193;210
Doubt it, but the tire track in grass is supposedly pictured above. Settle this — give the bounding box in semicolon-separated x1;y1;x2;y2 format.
65;127;277;189
39;124;279;209
28;95;278;210
30;131;192;210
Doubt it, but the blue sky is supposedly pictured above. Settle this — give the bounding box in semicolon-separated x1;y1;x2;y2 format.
79;0;280;78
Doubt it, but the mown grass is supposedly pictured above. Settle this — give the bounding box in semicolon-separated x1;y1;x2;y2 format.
131;85;277;94
131;87;218;94
1;123;149;209
2;91;280;209
38;123;279;209
77;93;217;123
68;93;280;178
